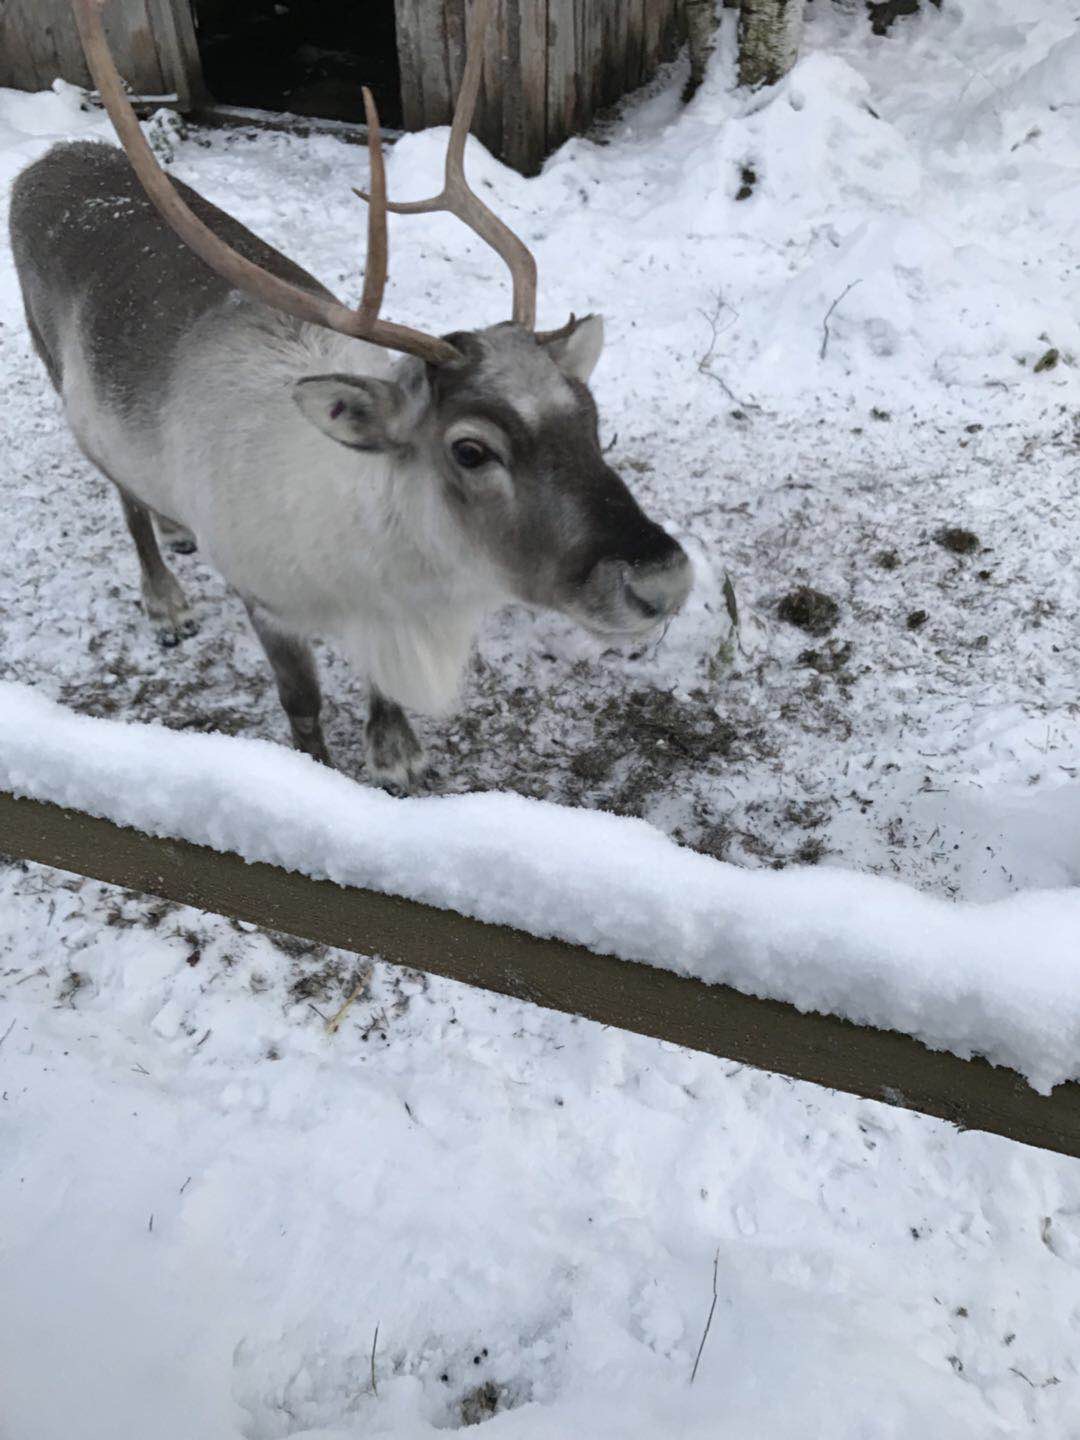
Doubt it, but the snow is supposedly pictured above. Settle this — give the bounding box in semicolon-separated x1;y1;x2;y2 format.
3;677;1080;1093
2;865;1080;1439
3;0;1080;1434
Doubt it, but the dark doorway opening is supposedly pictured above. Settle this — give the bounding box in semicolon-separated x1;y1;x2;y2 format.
193;1;401;128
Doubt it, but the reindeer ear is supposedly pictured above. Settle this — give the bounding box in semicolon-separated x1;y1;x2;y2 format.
539;314;605;381
293;374;408;451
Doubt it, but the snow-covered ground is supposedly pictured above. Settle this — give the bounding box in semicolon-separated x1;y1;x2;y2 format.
2;0;1080;1433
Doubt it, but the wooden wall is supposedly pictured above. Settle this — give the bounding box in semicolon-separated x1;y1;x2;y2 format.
394;0;685;175
0;0;204;108
1;0;683;176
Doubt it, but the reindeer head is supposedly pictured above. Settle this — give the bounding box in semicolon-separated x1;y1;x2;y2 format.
294;317;690;638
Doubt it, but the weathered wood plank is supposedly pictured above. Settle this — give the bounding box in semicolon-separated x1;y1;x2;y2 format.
662;0;686;61
4;788;1080;1160
646;0;664;75
499;0;523;169
626;0;647;89
49;0;97;89
393;0;425;131
0;0;51;92
603;0;625;107
498;0;521;165
618;0;635;97
6;0;63;90
443;0;468;110
417;0;453;124
146;0;206;108
581;0;602;117
475;0;505;166
0;0;170;95
502;0;546;175
523;0;548;165
545;0;577;147
109;0;166;95
596;0;613;109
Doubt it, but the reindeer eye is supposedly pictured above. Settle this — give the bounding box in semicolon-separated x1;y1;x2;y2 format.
451;438;493;470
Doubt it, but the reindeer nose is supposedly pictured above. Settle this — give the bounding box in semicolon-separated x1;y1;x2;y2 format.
623;547;693;621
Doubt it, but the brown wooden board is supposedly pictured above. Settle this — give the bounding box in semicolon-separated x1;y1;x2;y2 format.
503;0;547;176
3;788;1080;1161
443;0;469;114
476;0;505;167
601;0;624;107
0;0;204;103
545;0;577;147
2;0;63;90
393;0;426;132
146;0;206;108
626;0;647;89
663;0;686;61
643;0;664;74
48;0;97;89
0;2;46;93
122;0;166;96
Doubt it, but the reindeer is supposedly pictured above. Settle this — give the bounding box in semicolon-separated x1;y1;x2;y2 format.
8;0;692;790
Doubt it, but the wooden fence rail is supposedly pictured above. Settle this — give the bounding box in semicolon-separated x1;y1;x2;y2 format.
2;788;1079;1160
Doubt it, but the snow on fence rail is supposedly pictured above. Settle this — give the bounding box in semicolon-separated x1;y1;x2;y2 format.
5;786;1080;1160
3;680;1080;1158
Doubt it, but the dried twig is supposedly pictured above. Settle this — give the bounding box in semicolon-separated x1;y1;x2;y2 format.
819;279;862;361
0;1018;16;1052
697;294;744;405
689;1248;720;1384
326;964;374;1036
1010;1366;1060;1389
370;1323;380;1397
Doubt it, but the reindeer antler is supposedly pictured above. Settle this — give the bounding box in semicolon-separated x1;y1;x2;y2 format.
356;0;538;328
70;0;461;363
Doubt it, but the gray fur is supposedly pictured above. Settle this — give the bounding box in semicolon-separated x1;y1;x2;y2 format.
9;141;325;412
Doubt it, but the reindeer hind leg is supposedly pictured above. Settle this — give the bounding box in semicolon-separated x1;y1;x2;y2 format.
117;490;199;647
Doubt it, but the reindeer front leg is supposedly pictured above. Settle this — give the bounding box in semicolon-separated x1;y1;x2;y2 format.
366;689;430;794
244;601;330;765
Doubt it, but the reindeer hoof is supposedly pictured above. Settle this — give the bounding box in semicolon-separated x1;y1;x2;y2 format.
370;758;438;797
290;717;332;766
155;615;199;648
366;695;430;795
156;518;198;554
